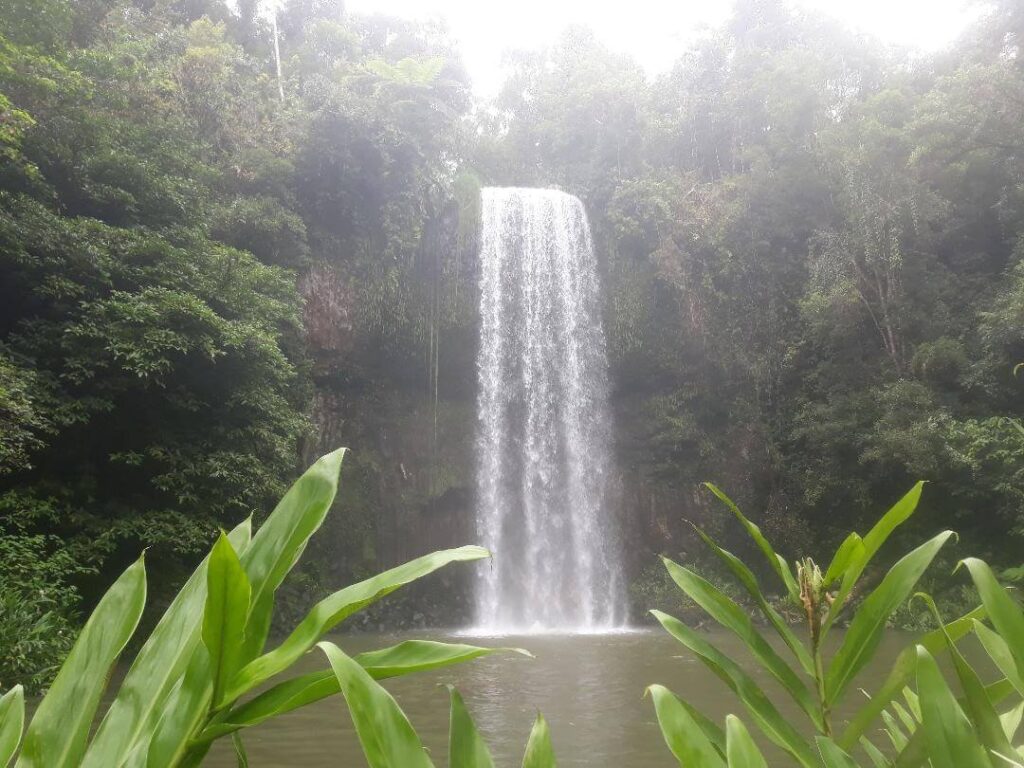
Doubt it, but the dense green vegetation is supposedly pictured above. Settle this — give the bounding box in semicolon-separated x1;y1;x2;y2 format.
2;0;1024;701
0;0;473;686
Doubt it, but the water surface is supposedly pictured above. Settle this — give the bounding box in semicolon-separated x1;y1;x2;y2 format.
205;628;914;767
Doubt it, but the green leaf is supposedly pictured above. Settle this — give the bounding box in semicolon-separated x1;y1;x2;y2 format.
839;604;985;748
891;699;917;734
824;483;924;634
883;709;910;751
903;687;921;721
725;715;766;768
660;557;820;727
320;642;433;768
197;642;524;743
447;686;494;768
356;640;530;679
17;556;146;768
240;448;346;650
646;685;725;767
142;450;347;766
227;545;489;700
890;680;1013;768
203;532;253;708
823;533;866;588
704;483;799;601
0;686;24;768
891;728;928;768
521;714;556;768
816;737;861;768
859;736;890;768
860;483;925;564
974;621;1024;696
145;649;215;768
999;701;1024;743
651;610;817;767
694;527;814;674
961;559;1024;684
83;518;252;768
915;645;992;768
918;593;1016;760
826;530;953;704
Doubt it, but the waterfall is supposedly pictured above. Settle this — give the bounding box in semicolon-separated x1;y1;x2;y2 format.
473;187;624;633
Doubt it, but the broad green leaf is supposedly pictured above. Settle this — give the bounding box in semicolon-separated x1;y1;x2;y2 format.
661;557;820;726
356;640;530;679
888;680;1015;768
826;530;953;704
903;687;921;722
860;483;925;564
197;642;524;743
142;450;347;765
824;483;924;634
892;700;916;734
694;527;813;674
319;642;433;768
447;686;494;768
651;610;818;767
864;483;929;561
824;533;866;588
839;604;985;748
974;621;1024;696
83;518;252;768
919;593;1016;760
859;736;890;768
816;737;860;768
892;729;928;768
203;533;252;708
883;709;910;751
237;447;346;661
17;556;146;768
195;670;336;744
915;646;992;768
227;545;489;700
1000;701;1024;743
521;714;556;768
646;685;725;768
146;647;215;768
704;483;799;601
725;715;766;768
961;559;1024;683
0;686;24;767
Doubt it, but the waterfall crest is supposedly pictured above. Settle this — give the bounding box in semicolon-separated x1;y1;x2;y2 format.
474;187;624;633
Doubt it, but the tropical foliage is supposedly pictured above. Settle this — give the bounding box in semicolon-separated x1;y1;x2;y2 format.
0;449;556;767
647;482;1024;767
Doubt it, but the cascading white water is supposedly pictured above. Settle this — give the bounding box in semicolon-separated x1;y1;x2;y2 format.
473;187;624;633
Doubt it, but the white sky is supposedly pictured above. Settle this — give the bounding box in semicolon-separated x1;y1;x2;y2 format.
343;0;985;95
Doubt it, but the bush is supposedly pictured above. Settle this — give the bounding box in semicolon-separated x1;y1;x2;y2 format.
0;533;85;694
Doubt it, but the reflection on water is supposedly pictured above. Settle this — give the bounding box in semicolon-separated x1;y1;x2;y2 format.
206;628;913;767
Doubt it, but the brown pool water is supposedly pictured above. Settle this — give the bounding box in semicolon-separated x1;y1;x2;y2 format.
203;628;918;767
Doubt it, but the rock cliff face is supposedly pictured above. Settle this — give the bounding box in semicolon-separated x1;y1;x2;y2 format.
295;204;482;627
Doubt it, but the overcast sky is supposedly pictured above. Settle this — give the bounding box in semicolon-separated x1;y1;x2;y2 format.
343;0;985;95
